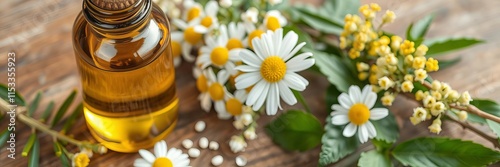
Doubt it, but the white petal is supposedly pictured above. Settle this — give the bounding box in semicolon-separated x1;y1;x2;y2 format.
331;104;348;113
171;31;184;41
277;82;297;105
205;1;219;16
199;93;212;112
240;49;262;67
181;42;195;62
235;72;261;89
173;56;181;67
245;80;267;106
225;63;237;76
358;125;369;143
364;93;377;109
279;31;298;57
133;158;151;167
265;84;280;115
283;42;306;61
343;123;357;137
272;28;283;56
287;72;309;86
229;49;242;61
286;53;314;72
365;121;377;139
370;108;389;120
207;68;217;82
138;150;156;163
154;141;163;157
215;101;226;113
172;19;187;29
251;81;270;111
338;93;353;109
331;114;349;125
193;25;208;34
218;25;229;44
348;86;362;104
217;70;229;84
283;74;306;91
235;89;248;102
236;65;259;72
252;37;268;59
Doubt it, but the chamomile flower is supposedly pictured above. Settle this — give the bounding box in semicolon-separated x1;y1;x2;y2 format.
330;85;389;143
198;1;220;30
172;18;208;62
263;10;287;31
235;28;314;115
194;67;212;112
225;89;248;116
207;68;231;119
226;22;248;50
197;25;242;75
134;140;190;167
241;7;259;24
183;0;203;21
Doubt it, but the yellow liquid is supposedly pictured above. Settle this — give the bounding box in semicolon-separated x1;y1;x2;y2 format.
72;5;177;152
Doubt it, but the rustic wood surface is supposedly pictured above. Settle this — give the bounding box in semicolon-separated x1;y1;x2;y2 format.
1;0;500;166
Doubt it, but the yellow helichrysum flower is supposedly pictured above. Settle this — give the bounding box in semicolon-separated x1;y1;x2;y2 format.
401;81;414;93
414;69;427;83
378;45;391;56
344;21;358;33
381;92;395;106
412;107;427;121
379;36;391;46
431;91;442;101
410;116;422;125
355;32;368;43
422;95;436;108
415;90;427;101
72;153;90;167
391;36;403;51
378;76;395;90
431;80;441;90
430;102;445;116
353;41;365;51
447;90;460;101
458;111;468;121
368;41;381;56
425;58;439;72
340;37;348;49
404;55;414;65
399;40;415;56
382;10;396;24
357;62;370;72
412;56;427;69
414;44;428;57
349;49;361;59
370;3;381;12
384;53;398;65
404;74;414;82
369;74;378;85
359;4;375;19
428;119;442;134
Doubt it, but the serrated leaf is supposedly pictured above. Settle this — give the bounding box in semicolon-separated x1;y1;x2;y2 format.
311;50;359;92
265;110;323;151
28;137;40;167
61;103;83;134
424;38;483;56
358;150;392;167
282;25;314;49
293;7;343;35
392;137;500;167
438;57;461;70
22;133;37;157
51;90;77;127
28;91;42;117
0;84;26;106
40;101;55;123
371;110;399;143
0;129;10;148
319;116;359;166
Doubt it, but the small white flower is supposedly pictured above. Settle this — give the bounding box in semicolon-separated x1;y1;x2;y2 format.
206;69;231;119
233;119;245;130
243;127;257;140
458;91;472;105
219;0;232;8
134;140;190;167
224;89;248;116
241;7;259;24
263;10;287;31
197;25;242;75
330;85;389;143
198;1;220;30
378;76;394;90
458;111;468;121
235;29;314;115
172;18;208;62
229;136;247;153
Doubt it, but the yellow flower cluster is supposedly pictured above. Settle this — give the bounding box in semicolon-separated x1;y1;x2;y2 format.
340;3;472;134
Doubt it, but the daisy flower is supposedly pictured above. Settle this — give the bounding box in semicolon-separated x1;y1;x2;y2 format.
182;0;203;21
134;140;190;167
194;67;211;112
226;22;248;50
263;10;287;31
207;68;231;119
172;18;207;62
234;28;315;115
196;25;241;75
198;1;219;30
330;85;389;143
225;89;248;116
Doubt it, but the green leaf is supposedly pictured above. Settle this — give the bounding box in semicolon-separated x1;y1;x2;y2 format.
61;103;83;134
59;146;71;167
312;50;359;92
40;101;55;123
0;84;26;106
282;25;314;49
22;133;37;157
51;90;77;127
372;139;393;153
392;137;500;167
438;57;462;70
265;110;323;151
0;129;10;148
371;110;399;143
468;99;500;124
424;38;483;56
410;15;434;43
325;85;342;114
358;150;392;167
293;7;343;35
28;91;43;117
487;120;500;141
28;136;40;167
319;116;359;166
327;0;360;20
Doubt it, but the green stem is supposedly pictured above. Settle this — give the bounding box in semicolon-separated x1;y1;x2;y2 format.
292;90;312;113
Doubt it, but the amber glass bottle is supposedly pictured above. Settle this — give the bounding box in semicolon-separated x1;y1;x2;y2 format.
72;0;178;152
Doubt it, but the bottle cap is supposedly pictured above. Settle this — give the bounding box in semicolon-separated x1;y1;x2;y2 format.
91;0;138;10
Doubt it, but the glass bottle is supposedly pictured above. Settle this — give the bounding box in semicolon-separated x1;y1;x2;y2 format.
72;0;178;152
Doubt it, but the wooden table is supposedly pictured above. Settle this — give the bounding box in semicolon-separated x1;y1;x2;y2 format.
1;0;500;166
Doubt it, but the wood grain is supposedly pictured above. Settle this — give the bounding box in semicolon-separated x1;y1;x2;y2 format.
1;0;500;166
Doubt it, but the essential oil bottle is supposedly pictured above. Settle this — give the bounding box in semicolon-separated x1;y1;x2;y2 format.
72;0;178;152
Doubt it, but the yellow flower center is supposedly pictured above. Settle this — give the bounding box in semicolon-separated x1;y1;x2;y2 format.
266;16;281;31
152;157;173;167
226;38;244;50
210;47;229;66
348;103;370;125
187;7;201;21
201;16;213;28
74;153;90;167
209;83;224;100
171;41;181;58
260;56;287;82
196;75;208;92
248;30;264;49
184;27;202;45
226;98;243;116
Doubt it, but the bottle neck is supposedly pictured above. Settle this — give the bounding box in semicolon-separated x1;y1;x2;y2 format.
82;0;152;38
